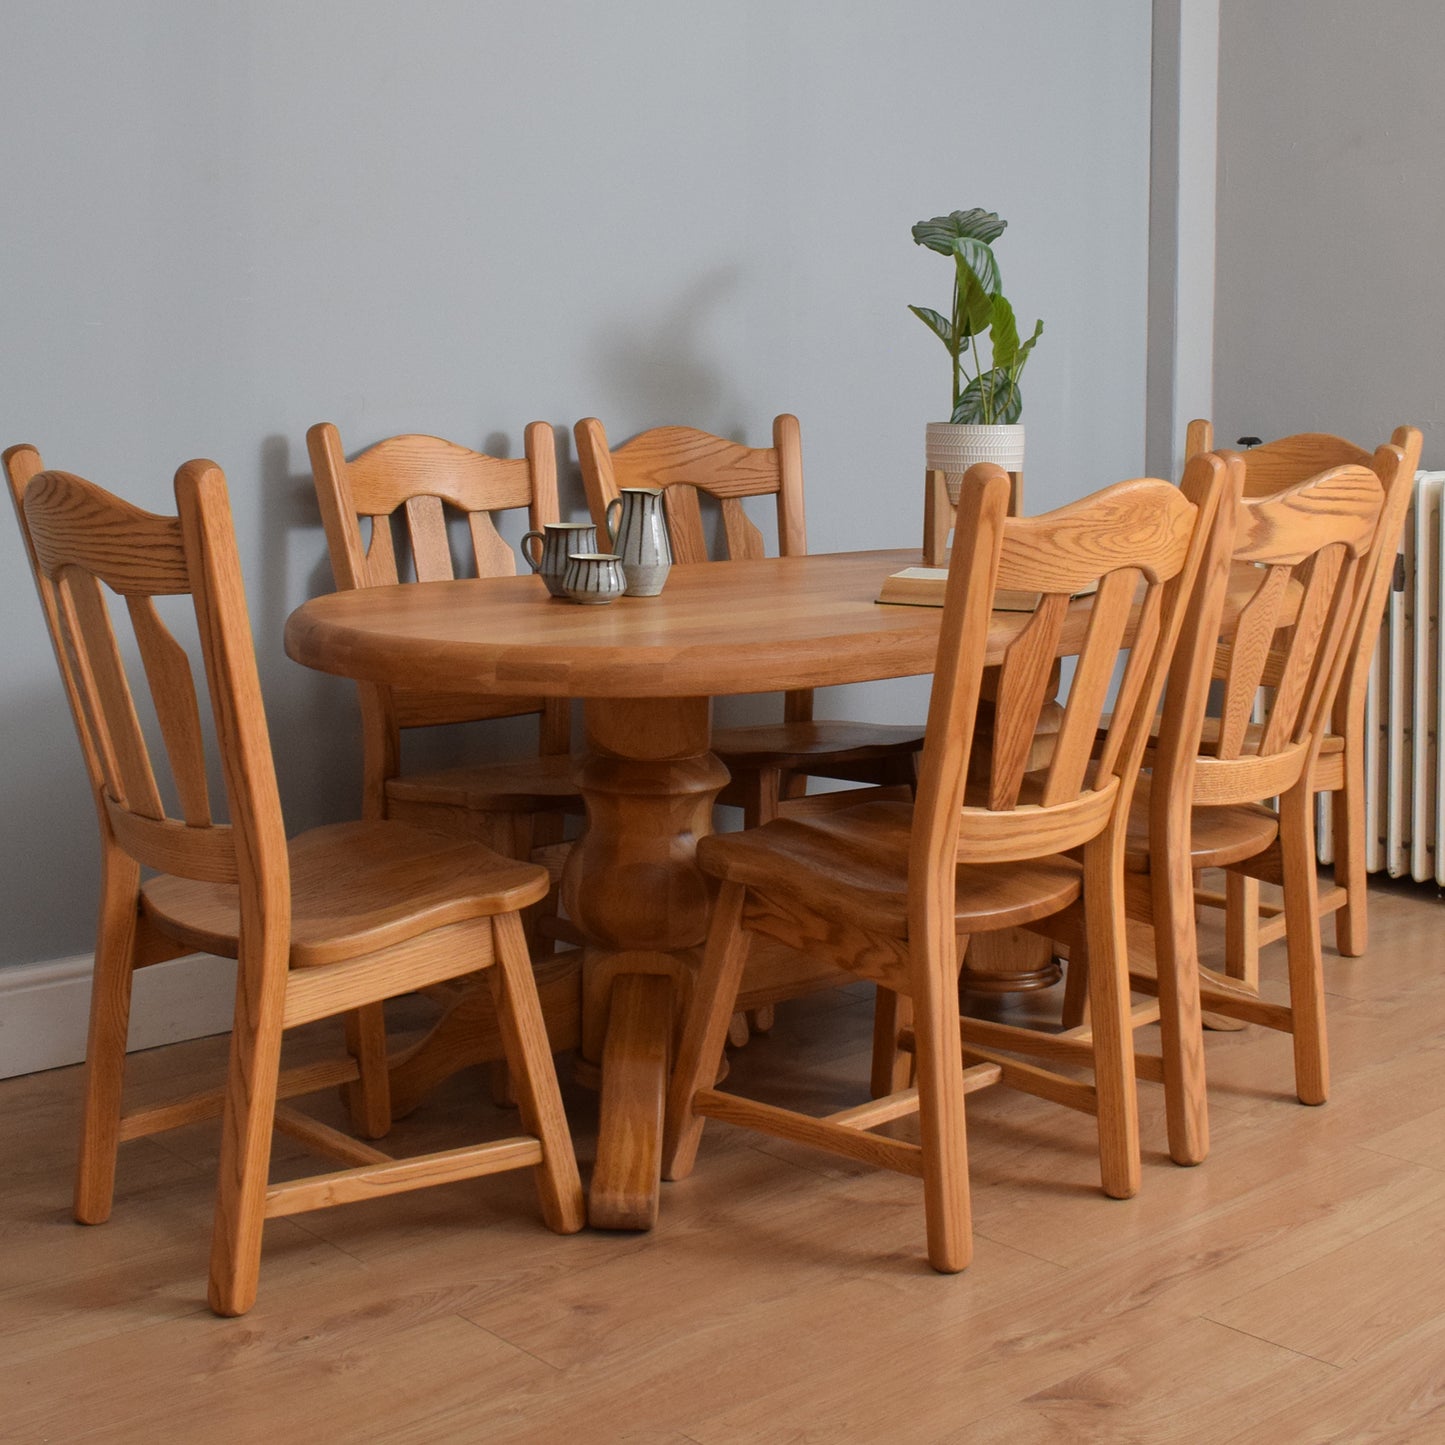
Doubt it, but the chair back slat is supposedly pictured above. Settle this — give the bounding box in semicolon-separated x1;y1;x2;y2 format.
1042;566;1143;807
404;494;456;582
661;484;710;564
361;511;401;588
1256;548;1346;755
468;509;517;578
720;496;767;560
55;565;166;819
127;594;213;826
984;592;1071;811
1215;565;1293;757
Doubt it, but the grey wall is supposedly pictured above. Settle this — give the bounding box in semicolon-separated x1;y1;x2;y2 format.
0;0;1152;968
1215;0;1445;457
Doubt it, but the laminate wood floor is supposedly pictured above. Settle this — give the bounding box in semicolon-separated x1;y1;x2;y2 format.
2;878;1443;1443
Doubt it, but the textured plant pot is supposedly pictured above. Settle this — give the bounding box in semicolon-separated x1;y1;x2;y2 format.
926;422;1025;504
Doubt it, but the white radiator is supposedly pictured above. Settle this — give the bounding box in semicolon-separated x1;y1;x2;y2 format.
1321;470;1445;884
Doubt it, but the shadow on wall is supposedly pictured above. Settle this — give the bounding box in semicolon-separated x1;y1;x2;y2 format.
256;433;363;836
586;268;744;431
0;688;102;963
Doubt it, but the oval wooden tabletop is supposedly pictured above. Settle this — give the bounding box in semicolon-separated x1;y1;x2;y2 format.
286;548;973;699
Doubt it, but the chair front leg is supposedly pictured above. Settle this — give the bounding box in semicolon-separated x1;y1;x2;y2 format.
662;881;751;1181
909;915;972;1274
207;937;288;1318
1081;841;1140;1200
74;849;142;1225
487;911;585;1234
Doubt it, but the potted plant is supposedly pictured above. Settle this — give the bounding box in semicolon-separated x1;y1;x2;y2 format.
909;207;1043;501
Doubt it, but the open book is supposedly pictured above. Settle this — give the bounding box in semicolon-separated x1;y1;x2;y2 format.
875;566;1097;612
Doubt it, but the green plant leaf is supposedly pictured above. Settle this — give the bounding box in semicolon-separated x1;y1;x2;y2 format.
908;305;954;349
954;252;993;338
952;236;1000;297
990;295;1019;370
1014;318;1044;371
911;208;1008;254
953;370;1022;425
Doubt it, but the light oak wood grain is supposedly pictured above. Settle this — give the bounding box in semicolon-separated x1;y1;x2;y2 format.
575;415;923;831
307;421;585;1116
1;880;1442;1437
7;454;584;1316
1186;421;1423;972
663;459;1235;1272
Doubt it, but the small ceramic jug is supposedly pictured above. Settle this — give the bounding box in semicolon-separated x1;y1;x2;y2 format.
605;487;672;597
563;551;627;605
521;521;599;598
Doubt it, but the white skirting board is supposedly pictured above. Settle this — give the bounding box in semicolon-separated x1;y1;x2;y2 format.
0;953;235;1081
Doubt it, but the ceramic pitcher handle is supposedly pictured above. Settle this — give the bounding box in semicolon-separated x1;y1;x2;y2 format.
605;496;622;546
520;530;545;573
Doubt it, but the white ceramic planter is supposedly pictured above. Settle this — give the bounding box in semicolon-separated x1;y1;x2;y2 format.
926;422;1025;504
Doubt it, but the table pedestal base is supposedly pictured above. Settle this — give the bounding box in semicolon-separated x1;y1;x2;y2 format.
564;697;727;1231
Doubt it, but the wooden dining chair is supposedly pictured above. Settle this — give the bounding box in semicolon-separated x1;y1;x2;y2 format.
307;422;584;858
6;449;584;1316
575;415;924;828
662;457;1232;1271
1184;421;1422;983
1060;451;1393;1169
309;423;588;1107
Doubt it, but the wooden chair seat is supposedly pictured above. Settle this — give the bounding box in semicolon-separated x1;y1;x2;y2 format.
706;718;924;769
142;821;549;968
1121;779;1279;872
384;754;585;814
699;800;1084;936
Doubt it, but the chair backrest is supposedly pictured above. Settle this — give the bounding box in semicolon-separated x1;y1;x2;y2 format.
911;455;1240;909
1185;421;1422;737
306;423;570;799
576;413;814;724
1155;457;1389;816
575;414;807;564
6;449;289;920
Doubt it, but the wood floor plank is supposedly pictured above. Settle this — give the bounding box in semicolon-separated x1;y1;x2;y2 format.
0;882;1440;1440
944;1317;1334;1445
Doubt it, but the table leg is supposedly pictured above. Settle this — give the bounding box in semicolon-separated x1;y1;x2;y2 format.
563;697;728;1230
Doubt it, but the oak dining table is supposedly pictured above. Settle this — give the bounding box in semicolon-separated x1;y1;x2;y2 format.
285;546;1087;1229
